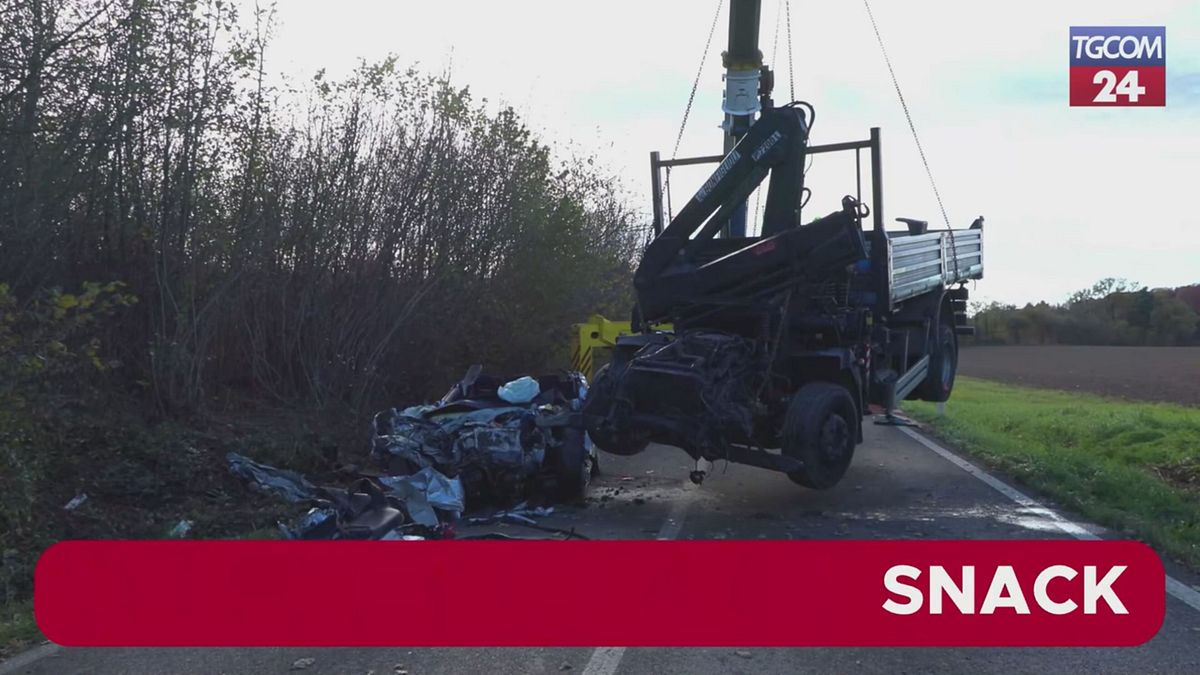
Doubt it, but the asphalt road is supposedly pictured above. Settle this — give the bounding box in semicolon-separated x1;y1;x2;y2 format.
7;423;1200;674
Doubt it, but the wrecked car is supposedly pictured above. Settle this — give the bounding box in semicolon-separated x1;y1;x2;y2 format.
226;368;595;541
370;366;596;504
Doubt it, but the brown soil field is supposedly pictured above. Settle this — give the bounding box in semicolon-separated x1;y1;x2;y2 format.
958;345;1200;405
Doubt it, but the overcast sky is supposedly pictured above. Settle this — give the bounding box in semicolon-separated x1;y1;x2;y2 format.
240;0;1199;306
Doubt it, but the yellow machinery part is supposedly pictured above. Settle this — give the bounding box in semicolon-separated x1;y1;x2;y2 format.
569;314;671;380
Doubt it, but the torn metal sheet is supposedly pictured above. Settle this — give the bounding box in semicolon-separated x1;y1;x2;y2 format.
379;467;466;527
279;507;339;540
278;481;406;540
227;452;318;502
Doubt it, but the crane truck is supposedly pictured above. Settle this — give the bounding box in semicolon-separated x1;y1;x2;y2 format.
580;0;984;489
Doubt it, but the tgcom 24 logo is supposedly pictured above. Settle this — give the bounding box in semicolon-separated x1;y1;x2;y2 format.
1070;26;1166;106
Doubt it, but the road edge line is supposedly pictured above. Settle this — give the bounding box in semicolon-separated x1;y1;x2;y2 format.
898;425;1200;613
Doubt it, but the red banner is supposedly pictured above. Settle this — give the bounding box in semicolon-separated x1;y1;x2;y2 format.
35;540;1164;647
1069;66;1166;106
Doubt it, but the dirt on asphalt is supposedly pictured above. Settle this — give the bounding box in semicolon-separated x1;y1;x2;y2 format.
958;345;1200;405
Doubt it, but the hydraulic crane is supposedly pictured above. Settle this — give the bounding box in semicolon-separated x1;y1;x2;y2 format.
581;0;984;489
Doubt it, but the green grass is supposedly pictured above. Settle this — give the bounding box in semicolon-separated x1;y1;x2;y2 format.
0;601;42;659
906;377;1200;567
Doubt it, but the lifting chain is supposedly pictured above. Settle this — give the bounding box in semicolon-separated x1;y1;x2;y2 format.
862;0;960;281
666;0;725;222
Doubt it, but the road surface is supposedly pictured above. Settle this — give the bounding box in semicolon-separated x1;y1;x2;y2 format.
6;423;1200;674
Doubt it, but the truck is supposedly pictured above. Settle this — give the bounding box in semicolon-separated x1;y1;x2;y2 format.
581;0;984;489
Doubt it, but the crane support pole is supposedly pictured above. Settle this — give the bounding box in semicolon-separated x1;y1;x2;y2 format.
870;126;891;316
650;151;665;235
721;0;764;238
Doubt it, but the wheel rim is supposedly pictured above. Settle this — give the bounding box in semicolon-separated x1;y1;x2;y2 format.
818;415;850;465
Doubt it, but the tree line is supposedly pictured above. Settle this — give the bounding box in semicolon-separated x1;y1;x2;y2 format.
0;0;646;415
971;279;1200;346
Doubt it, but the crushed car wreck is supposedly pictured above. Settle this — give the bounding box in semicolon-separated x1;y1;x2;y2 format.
370;366;596;503
226;368;596;541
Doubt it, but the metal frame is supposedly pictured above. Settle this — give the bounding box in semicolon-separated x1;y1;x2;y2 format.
649;129;886;238
649;128;892;319
648;127;983;317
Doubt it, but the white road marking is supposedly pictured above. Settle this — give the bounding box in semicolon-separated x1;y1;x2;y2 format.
899;426;1200;614
582;485;697;675
655;489;695;540
582;647;628;675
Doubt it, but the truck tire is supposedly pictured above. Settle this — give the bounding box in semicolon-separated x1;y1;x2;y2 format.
782;382;857;489
586;364;650;456
554;427;592;500
916;321;957;402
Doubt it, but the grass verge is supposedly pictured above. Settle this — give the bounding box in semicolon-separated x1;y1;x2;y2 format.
905;377;1200;568
0;601;41;659
0;399;356;660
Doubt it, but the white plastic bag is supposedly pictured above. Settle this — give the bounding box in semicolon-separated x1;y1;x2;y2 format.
498;376;540;404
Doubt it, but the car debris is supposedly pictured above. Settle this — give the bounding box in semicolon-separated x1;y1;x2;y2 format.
464;504;555;527
378;467;466;526
63;493;88;511
280;478;408;540
168;519;194;538
225;368;595;541
226;452;317;503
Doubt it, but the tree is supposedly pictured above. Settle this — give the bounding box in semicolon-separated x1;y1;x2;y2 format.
0;0;645;412
1149;294;1199;346
1067;277;1142;305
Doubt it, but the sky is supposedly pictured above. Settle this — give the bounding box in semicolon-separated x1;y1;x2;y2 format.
239;0;1200;306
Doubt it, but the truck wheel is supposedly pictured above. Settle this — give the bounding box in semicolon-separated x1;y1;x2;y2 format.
554;427;592;500
782;382;857;490
585;364;650;456
917;322;957;402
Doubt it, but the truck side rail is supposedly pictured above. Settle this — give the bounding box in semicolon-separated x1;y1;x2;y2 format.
882;228;984;305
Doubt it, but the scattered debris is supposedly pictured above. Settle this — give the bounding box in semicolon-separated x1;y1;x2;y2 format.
463;504;586;540
734;649;753;659
380;532;425;541
63;493;88;511
224;368;595;541
227;452;317;502
379;467;466;526
290;657;316;670
465;504;555;526
280;479;407;540
168;519;193;538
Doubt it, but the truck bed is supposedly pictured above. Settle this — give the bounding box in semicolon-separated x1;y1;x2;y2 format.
868;228;983;305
